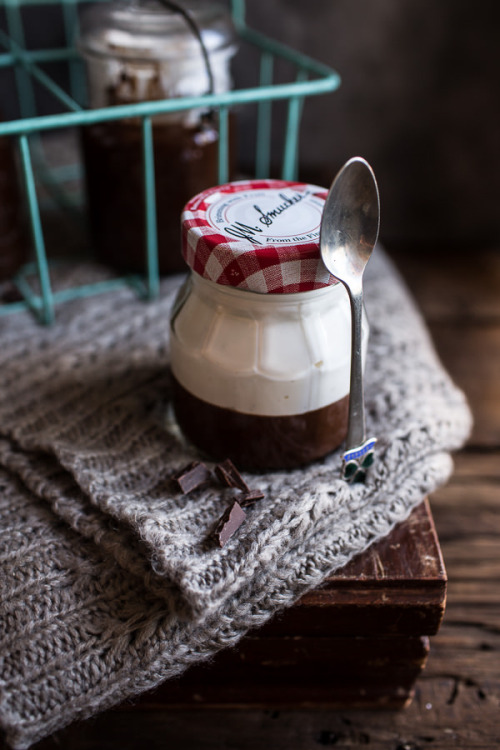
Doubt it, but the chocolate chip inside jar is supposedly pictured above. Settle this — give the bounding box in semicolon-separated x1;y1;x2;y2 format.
172;376;349;471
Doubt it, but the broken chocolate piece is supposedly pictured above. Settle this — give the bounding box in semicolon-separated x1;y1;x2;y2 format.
173;461;212;494
239;489;265;508
213;500;246;547
215;458;251;493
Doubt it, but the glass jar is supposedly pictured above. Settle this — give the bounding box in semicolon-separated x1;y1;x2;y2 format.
170;179;369;471
77;0;237;274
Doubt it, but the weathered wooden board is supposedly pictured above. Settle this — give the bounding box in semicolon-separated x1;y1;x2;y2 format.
428;322;500;446
452;450;500;480
385;246;500;321
263;500;446;638
387;245;500;450
25;676;500;750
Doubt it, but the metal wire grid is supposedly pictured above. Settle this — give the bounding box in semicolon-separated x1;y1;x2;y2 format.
0;0;340;323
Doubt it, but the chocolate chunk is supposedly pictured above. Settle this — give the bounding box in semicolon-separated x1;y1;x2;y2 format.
213;501;246;547
173;461;212;494
239;489;265;508
215;458;251;493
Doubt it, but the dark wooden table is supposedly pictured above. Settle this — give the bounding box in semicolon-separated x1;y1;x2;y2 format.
7;244;500;749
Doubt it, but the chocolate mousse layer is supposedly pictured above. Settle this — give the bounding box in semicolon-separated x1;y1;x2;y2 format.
81;117;221;275
172;376;349;472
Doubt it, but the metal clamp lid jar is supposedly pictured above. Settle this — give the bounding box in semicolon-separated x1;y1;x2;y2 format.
170;179;369;471
77;0;237;275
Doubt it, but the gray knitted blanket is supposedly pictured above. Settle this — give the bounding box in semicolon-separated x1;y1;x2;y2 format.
0;249;471;750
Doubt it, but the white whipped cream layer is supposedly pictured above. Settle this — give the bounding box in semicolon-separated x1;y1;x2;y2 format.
170;273;368;417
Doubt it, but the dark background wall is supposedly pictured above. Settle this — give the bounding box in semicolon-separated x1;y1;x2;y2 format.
242;0;500;250
1;0;500;250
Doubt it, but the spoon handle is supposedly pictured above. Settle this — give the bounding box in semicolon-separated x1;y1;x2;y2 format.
346;285;366;449
341;284;377;482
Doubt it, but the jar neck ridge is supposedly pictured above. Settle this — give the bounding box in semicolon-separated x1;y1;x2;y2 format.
191;271;346;313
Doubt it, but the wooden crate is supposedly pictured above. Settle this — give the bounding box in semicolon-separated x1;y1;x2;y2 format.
135;499;446;711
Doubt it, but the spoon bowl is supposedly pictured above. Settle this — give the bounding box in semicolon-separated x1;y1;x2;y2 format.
320;157;380;292
320;157;380;481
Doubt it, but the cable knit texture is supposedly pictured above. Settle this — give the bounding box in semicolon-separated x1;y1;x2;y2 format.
0;249;471;749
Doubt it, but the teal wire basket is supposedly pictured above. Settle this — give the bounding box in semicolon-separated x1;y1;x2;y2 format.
0;0;340;324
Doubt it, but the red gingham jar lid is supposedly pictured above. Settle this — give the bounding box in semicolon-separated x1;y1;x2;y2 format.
181;179;339;294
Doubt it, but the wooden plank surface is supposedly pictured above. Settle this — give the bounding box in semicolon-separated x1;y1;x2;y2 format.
6;243;500;749
141;634;431;711
261;499;447;638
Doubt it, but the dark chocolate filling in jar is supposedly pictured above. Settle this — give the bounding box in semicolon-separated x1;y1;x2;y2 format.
172;376;349;472
81;115;224;275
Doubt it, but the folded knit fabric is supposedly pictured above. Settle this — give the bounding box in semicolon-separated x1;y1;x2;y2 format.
0;249;471;749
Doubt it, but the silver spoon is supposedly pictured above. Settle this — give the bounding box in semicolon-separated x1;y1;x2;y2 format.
319;156;380;481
